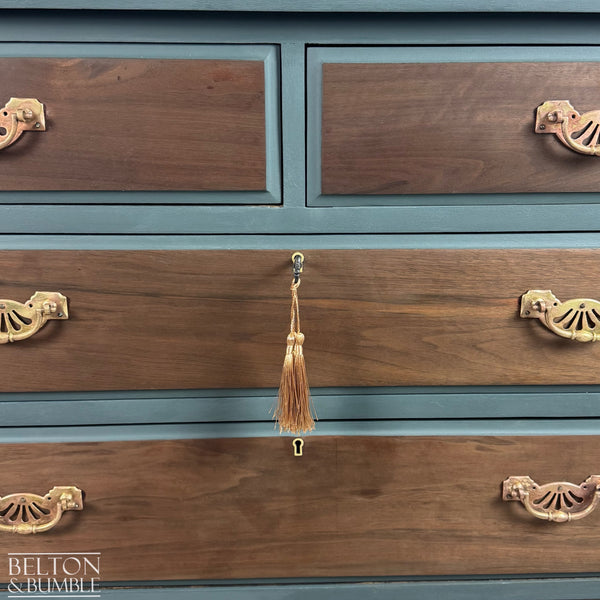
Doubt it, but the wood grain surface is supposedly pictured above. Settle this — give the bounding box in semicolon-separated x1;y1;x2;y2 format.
321;62;600;195
2;435;600;581
0;58;265;191
2;248;600;391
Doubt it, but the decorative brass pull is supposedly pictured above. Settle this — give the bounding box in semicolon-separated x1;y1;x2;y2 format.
0;486;83;534
0;291;68;344
535;100;600;156
503;475;600;522
520;289;600;342
0;98;45;151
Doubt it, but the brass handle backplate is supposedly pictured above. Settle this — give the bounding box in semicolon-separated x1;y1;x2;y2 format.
0;98;45;151
536;100;600;155
520;289;600;342
0;486;83;534
503;475;600;522
0;291;68;344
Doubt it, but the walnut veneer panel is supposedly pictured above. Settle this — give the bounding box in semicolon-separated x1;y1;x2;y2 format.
3;436;600;580
0;58;265;191
3;249;600;391
322;62;600;195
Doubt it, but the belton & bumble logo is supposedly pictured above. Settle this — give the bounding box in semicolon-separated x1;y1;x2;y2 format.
7;552;100;597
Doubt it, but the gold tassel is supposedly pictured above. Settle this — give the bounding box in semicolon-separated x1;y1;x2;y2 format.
276;332;297;431
274;260;315;434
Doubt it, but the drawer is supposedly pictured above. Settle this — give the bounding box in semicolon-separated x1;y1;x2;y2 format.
4;248;600;392
308;47;600;204
0;45;280;203
3;435;600;581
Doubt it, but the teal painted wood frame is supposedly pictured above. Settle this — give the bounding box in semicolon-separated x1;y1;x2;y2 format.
2;232;600;249
7;419;600;443
5;386;600;428
0;43;281;206
0;13;600;232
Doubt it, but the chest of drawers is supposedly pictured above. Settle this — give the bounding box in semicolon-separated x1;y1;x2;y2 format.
2;4;600;600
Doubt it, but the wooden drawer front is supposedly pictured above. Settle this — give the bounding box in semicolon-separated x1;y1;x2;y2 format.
313;49;600;198
0;49;272;195
3;435;600;581
5;248;600;392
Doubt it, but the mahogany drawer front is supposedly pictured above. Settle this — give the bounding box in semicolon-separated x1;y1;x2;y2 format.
3;435;600;581
309;47;600;200
4;248;600;392
0;47;277;198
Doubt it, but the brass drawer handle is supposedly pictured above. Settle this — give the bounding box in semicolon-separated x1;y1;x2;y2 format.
536;100;600;155
0;291;68;344
0;486;83;534
503;475;600;522
520;289;600;342
0;98;45;151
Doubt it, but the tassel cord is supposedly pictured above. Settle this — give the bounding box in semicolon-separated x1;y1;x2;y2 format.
291;280;300;335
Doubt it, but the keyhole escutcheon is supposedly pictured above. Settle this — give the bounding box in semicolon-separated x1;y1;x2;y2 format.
293;438;304;457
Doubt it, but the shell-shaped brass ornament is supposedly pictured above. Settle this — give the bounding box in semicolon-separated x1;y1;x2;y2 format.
520;290;600;342
536;100;600;155
0;291;68;344
0;486;83;534
503;475;600;522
